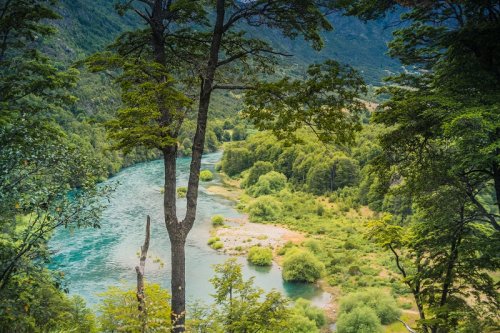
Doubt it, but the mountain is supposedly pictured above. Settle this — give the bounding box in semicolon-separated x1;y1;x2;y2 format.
53;0;400;85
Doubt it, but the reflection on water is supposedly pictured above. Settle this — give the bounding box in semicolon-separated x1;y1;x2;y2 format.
50;152;330;308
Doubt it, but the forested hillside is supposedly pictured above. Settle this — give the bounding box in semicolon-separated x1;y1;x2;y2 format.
26;0;400;178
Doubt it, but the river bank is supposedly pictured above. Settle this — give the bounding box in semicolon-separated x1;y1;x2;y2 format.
206;178;340;323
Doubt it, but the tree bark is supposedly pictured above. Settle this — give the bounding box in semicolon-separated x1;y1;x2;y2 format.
135;215;151;333
169;236;186;333
183;0;225;228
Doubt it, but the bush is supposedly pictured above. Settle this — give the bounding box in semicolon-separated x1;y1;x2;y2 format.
303;239;322;255
211;241;224;250
244;161;273;187
248;196;282;222
292;298;326;328
200;170;214;181
343;240;358;250
347;265;362;276
211;215;224;227
247;171;287;197
282;250;325;283
247;246;273;266
177;186;187;198
336;306;382;333
207;237;220;245
339;289;401;325
277;241;295;256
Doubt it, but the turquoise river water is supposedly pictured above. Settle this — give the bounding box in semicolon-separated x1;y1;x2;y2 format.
49;152;330;308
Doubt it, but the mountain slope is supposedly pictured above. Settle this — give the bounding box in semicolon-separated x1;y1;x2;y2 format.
54;0;399;85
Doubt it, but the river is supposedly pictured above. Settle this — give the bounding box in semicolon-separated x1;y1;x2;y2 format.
49;152;330;308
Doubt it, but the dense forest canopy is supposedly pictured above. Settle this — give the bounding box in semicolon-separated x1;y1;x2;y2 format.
0;0;498;332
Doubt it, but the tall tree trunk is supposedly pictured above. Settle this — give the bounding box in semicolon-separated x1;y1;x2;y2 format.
169;2;225;331
169;235;186;333
162;145;186;332
184;0;225;225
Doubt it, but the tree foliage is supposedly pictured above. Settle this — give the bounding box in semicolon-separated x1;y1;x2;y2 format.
0;0;108;330
282;249;324;283
98;283;171;332
244;60;366;144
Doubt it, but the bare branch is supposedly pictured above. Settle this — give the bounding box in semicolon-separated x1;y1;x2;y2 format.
212;84;253;90
135;215;151;333
398;319;417;333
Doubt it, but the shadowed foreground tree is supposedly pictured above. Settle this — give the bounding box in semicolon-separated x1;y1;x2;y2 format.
87;1;369;331
0;0;110;330
331;0;500;331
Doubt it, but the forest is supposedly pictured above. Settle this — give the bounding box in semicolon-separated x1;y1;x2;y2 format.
0;0;499;332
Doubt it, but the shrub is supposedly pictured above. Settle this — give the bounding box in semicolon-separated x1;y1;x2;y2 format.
247;171;287;197
336;306;382;333
207;237;220;245
244;161;273;187
211;241;223;250
339;289;401;325
277;241;295;256
200;170;214;181
303;239;322;255
248;196;281;222
177;186;187;198
293;298;326;328
343;240;357;250
247;246;273;266
347;265;362;276
282;250;325;283
211;215;224;227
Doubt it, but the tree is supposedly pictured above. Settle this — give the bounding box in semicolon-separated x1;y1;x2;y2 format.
306;155;360;195
0;0;109;330
98;283;171;332
244;60;366;145
221;146;253;176
189;258;290;333
336;306;382;333
244;161;274;187
282;249;325;283
332;1;500;331
247;171;287;197
335;0;500;231
89;1;362;330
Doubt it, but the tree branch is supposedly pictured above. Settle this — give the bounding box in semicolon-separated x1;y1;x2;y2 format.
217;48;292;67
136;215;151;333
398;319;417;333
212;84;254;90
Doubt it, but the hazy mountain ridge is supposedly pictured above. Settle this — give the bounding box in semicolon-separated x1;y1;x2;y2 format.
53;0;400;84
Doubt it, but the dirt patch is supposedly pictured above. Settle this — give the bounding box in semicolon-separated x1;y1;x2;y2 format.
215;216;304;255
206;185;241;201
